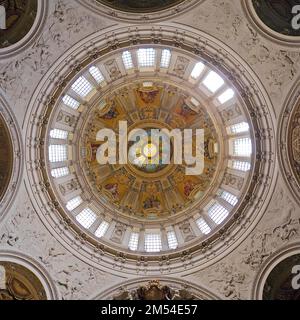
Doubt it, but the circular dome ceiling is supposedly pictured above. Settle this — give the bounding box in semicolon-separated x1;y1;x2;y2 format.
95;0;185;12
43;45;255;254
26;25;276;274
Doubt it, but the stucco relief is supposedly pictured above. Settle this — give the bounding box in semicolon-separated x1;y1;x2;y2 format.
0;188;124;300
178;0;300;112
0;0;111;122
76;0;201;22
0;0;298;300
188;184;300;300
94;277;221;300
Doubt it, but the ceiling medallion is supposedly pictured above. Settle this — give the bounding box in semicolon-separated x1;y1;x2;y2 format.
0;94;23;224
112;280;196;300
262;254;300;300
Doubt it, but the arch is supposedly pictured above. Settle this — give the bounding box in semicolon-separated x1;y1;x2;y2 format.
92;276;221;300
242;0;300;47
75;0;202;22
0;112;13;202
252;242;300;300
278;76;300;206
0;0;48;59
0;93;23;224
0;250;60;300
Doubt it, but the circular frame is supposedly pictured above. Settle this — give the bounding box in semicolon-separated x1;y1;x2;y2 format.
0;0;48;60
0;250;60;300
92;276;221;300
75;0;202;22
252;242;300;300
279;78;300;206
0;93;23;224
242;0;300;47
0;113;13;202
24;23;276;275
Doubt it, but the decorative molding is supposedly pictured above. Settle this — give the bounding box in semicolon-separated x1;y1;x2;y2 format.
24;23;276;275
75;0;202;22
278;77;300;205
92;276;221;300
0;0;49;60
0;250;60;300
0;93;23;225
252;242;300;300
189;186;299;300
242;0;300;47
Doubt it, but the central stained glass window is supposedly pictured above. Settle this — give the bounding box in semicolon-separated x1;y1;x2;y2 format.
128;128;172;173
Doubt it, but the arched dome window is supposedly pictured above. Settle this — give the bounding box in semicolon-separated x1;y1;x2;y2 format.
43;46;256;254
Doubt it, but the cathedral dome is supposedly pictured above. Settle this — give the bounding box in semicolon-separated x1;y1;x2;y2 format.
42;45;254;254
25;25;276;274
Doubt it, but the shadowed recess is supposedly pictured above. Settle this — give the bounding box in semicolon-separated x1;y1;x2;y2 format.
252;0;300;36
0;0;38;48
96;0;185;13
0;262;47;300
0;113;13;201
263;255;300;300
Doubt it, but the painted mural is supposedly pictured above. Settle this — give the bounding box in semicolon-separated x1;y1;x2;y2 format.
85;83;219;219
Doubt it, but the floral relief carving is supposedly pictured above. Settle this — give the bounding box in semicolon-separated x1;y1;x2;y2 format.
0;195;123;300
240;188;299;272
189;186;300;299
0;0;286;298
0;0;109;115
208;263;250;300
184;0;300;107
